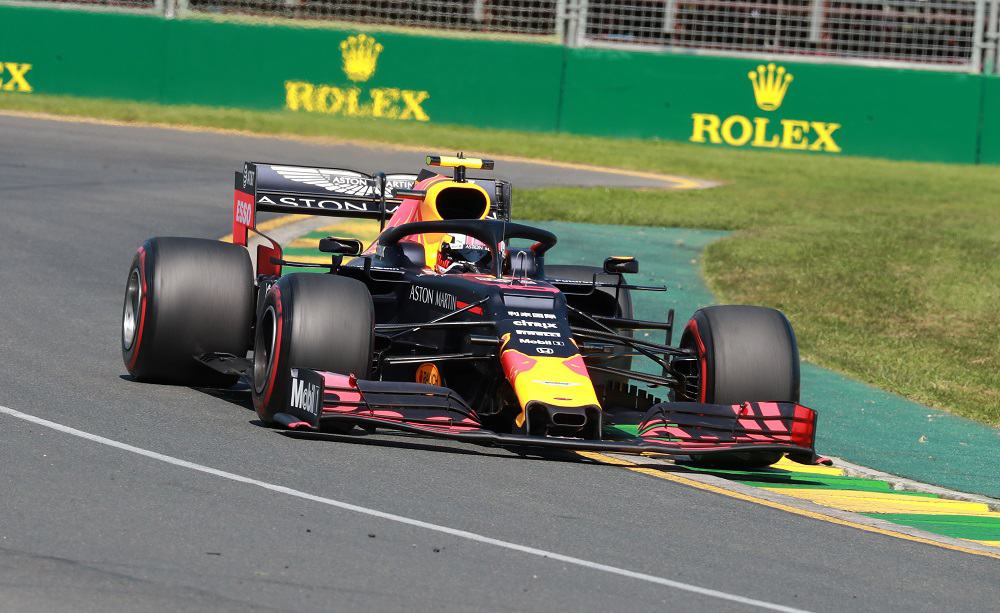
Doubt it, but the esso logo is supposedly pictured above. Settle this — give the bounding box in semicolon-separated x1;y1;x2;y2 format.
535;347;555;355
235;199;253;226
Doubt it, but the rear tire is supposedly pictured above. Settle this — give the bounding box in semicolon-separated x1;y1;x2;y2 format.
252;273;374;427
546;264;633;390
121;237;253;387
679;304;800;468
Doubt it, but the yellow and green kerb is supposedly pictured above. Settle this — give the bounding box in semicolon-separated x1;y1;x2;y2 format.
690;458;1000;550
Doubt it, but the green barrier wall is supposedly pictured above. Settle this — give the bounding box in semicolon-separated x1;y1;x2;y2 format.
978;77;1000;164
2;5;999;163
0;6;564;130
559;48;985;163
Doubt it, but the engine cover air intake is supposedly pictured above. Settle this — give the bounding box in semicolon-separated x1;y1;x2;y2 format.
425;181;490;220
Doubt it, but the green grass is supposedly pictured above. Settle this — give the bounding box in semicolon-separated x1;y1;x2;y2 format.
4;94;997;425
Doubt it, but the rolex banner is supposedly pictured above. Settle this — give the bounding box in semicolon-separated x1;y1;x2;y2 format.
0;6;564;132
559;49;985;164
1;5;998;163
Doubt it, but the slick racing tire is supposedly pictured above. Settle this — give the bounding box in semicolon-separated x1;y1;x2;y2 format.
679;305;800;469
121;237;253;387
252;273;374;429
545;264;633;391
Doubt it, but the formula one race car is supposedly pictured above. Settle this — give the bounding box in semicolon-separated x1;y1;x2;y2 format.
121;154;823;467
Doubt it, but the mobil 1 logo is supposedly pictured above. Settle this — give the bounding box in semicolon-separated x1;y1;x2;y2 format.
507;310;567;351
287;368;324;426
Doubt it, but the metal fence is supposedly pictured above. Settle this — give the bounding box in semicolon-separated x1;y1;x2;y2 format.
184;0;562;35
570;0;991;71
9;0;1000;72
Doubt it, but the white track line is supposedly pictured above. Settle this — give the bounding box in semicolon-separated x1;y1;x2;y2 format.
0;404;809;613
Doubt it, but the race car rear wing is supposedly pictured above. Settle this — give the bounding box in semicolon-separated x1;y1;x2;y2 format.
232;161;511;247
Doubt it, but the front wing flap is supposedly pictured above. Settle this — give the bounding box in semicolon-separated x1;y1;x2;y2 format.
275;369;822;463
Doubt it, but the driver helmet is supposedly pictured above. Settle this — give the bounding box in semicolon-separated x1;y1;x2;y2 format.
436;234;491;274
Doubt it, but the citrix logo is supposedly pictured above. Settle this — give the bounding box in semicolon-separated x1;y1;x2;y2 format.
512;320;558;329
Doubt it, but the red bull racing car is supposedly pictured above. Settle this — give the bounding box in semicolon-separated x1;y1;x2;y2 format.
121;154;824;467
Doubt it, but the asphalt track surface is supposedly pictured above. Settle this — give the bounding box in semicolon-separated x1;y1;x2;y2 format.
0;115;996;612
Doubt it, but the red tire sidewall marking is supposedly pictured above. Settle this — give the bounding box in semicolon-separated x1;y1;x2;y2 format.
259;286;284;411
127;247;148;371
686;319;708;403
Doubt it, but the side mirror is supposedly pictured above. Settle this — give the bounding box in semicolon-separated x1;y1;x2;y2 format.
603;256;638;275
319;237;363;257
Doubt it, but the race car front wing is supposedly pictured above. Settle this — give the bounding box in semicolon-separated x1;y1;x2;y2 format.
275;369;825;464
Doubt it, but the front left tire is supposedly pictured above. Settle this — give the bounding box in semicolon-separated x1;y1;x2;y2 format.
121;237;254;387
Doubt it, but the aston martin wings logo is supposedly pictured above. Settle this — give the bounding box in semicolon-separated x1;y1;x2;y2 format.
271;166;373;195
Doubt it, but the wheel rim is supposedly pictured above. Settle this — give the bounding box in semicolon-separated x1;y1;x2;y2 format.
253;305;277;395
122;268;142;351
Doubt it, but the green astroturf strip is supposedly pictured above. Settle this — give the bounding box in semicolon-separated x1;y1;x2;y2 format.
281;265;324;274
741;478;939;496
679;463;947;495
735;475;892;492
606;424;639;437
682;465;940;495
862;514;1000;541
